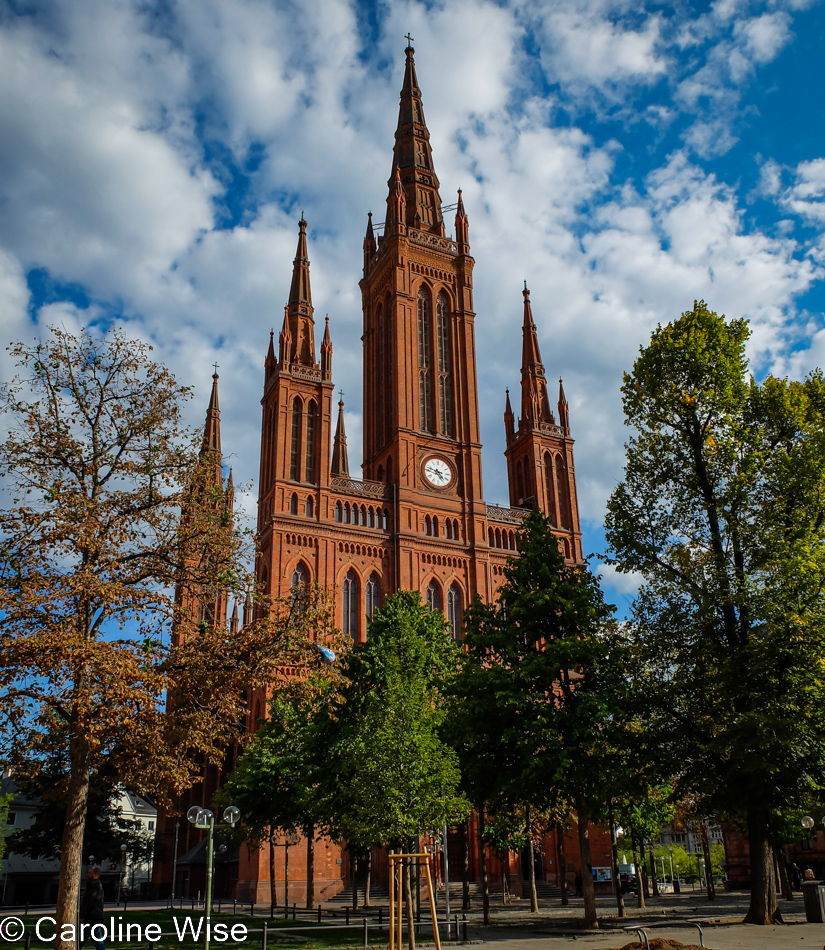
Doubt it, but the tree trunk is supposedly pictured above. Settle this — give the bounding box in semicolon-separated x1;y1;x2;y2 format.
774;845;792;902
352;854;359;911
285;842;290;912
556;821;569;906
525;805;538;912
403;856;416;950
608;801;626;919
478;806;490;925
649;843;659;898
744;810;781;924
630;826;646;908
575;793;598;929
269;830;277;917
501;851;508;905
462;820;470;910
305;822;315;910
700;822;716;902
365;850;372;907
55;740;91;950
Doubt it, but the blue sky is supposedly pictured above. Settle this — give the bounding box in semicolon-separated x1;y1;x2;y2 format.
1;0;824;614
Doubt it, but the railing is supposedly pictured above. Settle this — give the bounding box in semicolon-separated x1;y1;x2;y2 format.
287;363;321;382
486;504;529;525
330;476;390;500
408;227;457;256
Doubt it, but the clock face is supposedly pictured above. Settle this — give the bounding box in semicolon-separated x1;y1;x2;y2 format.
423;457;453;488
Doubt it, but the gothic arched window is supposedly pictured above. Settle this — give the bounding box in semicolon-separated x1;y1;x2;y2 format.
447;585;462;640
436;293;453;437
516;459;524;502
417;288;434;433
425;581;439;612
306;496;314;518
290;397;302;481
376;306;384;446
291;562;308;613
305;400;317;482
365;574;379;627
556;456;571;530
290;492;298;515
342;571;357;639
545;452;557;526
335;501;342;522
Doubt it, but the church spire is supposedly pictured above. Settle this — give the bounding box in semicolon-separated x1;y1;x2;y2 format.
558;377;570;432
504;387;515;442
455;188;469;252
389;43;443;234
520;285;554;428
201;370;223;484
331;394;350;478
285;217;316;366
265;329;276;380
321;315;333;381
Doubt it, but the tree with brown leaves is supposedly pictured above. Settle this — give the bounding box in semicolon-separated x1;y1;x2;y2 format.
0;328;336;949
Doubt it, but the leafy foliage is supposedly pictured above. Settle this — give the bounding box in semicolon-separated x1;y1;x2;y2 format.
605;301;825;923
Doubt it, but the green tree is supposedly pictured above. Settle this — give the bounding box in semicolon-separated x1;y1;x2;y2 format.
454;510;623;929
319;591;468;948
0;328;336;948
605;301;825;924
217;665;347;912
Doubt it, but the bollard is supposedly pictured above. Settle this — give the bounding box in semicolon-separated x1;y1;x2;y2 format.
363;916;368;949
250;902;255;917
24;934;32;950
262;921;268;950
378;906;383;926
234;899;237;914
461;914;467;944
454;913;459;941
346;907;350;925
317;906;322;924
293;903;296;921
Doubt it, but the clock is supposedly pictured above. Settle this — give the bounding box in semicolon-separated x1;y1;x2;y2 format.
423;456;453;488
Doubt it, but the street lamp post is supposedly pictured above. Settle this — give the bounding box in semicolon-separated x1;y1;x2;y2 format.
188;805;240;950
120;843;128;905
668;848;679;894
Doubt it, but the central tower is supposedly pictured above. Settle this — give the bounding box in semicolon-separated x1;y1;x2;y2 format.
361;43;489;599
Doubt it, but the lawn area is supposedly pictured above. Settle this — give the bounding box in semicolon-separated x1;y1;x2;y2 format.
1;908;383;950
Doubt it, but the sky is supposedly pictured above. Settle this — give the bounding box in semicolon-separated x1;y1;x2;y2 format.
1;0;824;614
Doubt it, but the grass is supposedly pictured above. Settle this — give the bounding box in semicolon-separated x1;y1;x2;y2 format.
0;908;385;950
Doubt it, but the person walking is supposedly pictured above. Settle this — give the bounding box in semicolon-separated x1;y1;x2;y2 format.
574;870;583;897
80;866;106;950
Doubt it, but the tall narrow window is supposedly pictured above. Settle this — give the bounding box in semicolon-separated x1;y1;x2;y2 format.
342;571;357;639
376;308;384;447
290;397;302;481
447;585;462;640
417;288;433;432
516;460;524;502
425;581;439;612
545;452;557;526
436;293;453;437
385;299;393;445
291;563;308;613
365;575;379;627
305;400;316;482
556;456;570;530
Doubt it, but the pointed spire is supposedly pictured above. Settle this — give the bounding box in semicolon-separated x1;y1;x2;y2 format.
242;588;253;628
321;315;333;381
504;387;515;442
331;393;350;477
278;305;292;365
363;211;376;273
387;165;407;230
230;600;239;635
558;377;570;432
520;285;555;428
224;467;234;514
285;218;316;366
389;44;443;233
455;188;469;251
200;371;223;484
265;329;277;380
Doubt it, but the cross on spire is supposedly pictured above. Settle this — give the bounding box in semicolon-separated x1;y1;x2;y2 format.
212;361;220;376
338;389;345;403
405;32;414;47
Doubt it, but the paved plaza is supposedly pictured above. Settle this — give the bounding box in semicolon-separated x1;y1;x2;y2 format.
460;890;825;949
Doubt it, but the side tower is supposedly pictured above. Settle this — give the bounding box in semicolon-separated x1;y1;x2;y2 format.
361;42;493;608
503;286;583;561
256;218;336;601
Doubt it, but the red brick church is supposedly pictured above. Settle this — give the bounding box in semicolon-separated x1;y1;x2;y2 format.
156;43;603;905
